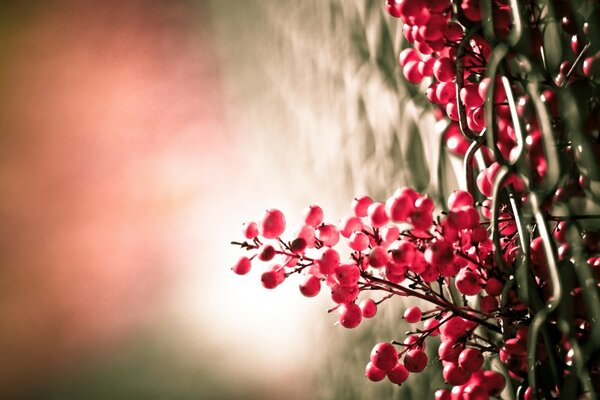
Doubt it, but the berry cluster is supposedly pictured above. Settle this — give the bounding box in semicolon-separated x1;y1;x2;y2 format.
231;185;600;397
230;0;600;397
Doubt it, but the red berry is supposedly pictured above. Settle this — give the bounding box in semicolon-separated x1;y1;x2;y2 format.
258;244;276;261
339;216;364;238
316;223;340;247
349;231;370;251
352;196;373;217
303;205;324;227
403;306;422;323
433;57;456;82
368;202;389;228
456;269;481;296
369;246;389;268
438;340;464;362
403;60;424;84
435;389;452;400
261;265;284;289
360;298;377;318
399;47;421;67
443;363;471;385
458;348;484;373
335;263;360;287
259;209;286;239
371;342;399;371
338;302;362;328
242;222;258;239
365;361;386;381
387;363;409;384
232;256;252;275
317;248;340;275
404;349;428;372
299;275;321;297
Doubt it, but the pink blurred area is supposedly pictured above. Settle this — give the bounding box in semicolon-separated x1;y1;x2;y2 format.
0;1;244;395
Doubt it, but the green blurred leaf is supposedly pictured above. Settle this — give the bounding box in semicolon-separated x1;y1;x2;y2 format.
403;118;430;192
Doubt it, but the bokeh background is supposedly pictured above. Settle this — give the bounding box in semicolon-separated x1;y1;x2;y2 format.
0;1;460;398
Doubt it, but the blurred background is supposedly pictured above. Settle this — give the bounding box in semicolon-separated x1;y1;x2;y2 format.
0;1;456;398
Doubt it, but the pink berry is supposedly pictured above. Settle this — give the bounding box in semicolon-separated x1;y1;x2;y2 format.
365;361;386;381
460;83;484;108
479;295;498;314
303;205;324;227
385;193;415;222
435;389;452;400
258;244;276;261
438;340;464;362
330;283;359;304
349;231;370;251
316;223;340;247
299;275;321;297
368;202;389;228
242;221;258;239
399;47;421;67
360;298;377;318
371;342;399;371
423;318;441;336
261;265;284;289
339;215;364;238
403;306;422;323
259;209;286;239
463;383;489;400
436;81;457;104
403;60;424;84
232;256;252;275
447;190;474;210
458;348;484;373
316;248;340;275
440;316;469;339
443;363;471;385
352;196;373;217
403;349;428;372
387;363;409;384
433;57;456;82
335;263;360;287
338;303;362;328
455;269;481;296
369;246;389;268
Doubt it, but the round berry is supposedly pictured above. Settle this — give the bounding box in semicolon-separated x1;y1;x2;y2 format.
368;202;389;228
258;244;276;261
403;349;428;372
403;306;422;323
316;224;340;247
352;195;373;217
359;298;377;318
317;247;340;275
259;209;286;239
299;275;321;297
365;361;386;381
458;348;484;373
338;303;362;328
370;342;399;371
303;205;324;227
232;256;251;275
369;246;389;268
433;57;456;82
349;231;369;251
243;222;258;239
442;363;471;385
387;363;409;384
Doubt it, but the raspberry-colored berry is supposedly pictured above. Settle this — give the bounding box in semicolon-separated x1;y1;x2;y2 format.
360;298;377;318
299;275;321;297
338;303;362;328
365;361;386;381
243;222;258;239
371;342;399;371
232;256;252;275
458;348;484;373
387;363;409;384
404;349;428;372
403;306;422;323
303;205;324;227
259;209;286;239
352;196;373;217
368;202;389;228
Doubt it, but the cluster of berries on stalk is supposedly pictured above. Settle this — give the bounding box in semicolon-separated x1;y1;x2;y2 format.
233;187;521;397
230;0;600;397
